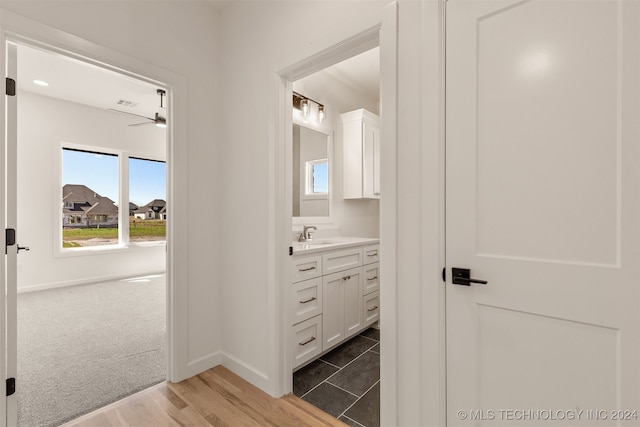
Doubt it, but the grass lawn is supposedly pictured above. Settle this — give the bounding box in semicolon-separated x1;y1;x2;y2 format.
63;220;166;243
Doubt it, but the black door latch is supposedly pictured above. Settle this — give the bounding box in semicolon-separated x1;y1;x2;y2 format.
452;268;488;286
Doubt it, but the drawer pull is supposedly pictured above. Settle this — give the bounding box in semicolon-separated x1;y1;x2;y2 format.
367;252;378;257
367;276;378;281
298;266;316;272
342;275;351;281
299;336;316;346
299;296;317;304
367;306;379;312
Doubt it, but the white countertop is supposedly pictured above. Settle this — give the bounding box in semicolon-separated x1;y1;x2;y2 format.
291;236;379;255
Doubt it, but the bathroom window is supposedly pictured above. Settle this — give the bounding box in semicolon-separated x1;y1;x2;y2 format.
305;158;328;197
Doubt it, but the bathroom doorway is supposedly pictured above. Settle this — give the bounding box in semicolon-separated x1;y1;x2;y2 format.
288;45;382;427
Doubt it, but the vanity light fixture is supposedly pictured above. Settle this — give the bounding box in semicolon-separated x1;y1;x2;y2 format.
293;91;325;123
301;99;310;117
317;105;325;123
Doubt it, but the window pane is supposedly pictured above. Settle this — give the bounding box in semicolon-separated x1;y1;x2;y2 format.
62;148;119;248
129;157;167;242
312;162;328;193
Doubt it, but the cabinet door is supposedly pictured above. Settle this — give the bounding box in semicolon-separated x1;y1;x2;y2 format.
363;262;380;295
322;271;345;350
363;291;380;327
293;315;323;369
363;245;380;265
292;278;322;325
362;118;380;199
292;255;322;282
322;248;362;275
343;267;363;339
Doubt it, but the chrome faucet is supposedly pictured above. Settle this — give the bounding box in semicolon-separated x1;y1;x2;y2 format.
298;225;317;242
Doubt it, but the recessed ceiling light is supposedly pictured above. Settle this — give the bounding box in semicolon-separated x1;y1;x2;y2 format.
33;80;49;87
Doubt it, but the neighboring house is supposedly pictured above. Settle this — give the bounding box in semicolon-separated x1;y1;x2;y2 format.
62;184;118;228
128;202;139;216
133;199;166;220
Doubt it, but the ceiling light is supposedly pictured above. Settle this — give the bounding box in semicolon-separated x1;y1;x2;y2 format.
33;79;49;87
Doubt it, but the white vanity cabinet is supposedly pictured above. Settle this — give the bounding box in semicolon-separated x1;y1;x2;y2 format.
322;265;363;349
291;240;380;369
341;109;381;200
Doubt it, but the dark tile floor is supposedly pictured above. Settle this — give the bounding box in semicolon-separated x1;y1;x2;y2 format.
293;327;380;427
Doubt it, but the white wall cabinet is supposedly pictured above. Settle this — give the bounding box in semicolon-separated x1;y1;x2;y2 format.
342;109;381;199
291;242;380;370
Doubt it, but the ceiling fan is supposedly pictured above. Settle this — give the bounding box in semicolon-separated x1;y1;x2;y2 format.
110;89;167;128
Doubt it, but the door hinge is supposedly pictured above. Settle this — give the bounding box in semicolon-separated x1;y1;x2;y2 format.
6;78;16;96
6;378;15;396
289;246;293;256
442;267;446;282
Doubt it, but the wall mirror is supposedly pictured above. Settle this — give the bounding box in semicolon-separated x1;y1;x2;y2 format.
292;119;332;218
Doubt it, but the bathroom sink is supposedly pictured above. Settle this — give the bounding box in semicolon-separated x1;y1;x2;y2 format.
302;240;336;245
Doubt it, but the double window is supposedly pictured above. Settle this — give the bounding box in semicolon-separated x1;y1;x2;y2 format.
61;146;166;251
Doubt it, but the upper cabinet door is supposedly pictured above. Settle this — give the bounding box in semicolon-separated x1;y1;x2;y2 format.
342;109;381;199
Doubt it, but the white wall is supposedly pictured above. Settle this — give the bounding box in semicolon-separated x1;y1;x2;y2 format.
0;1;224;381
16;91;166;291
218;0;389;393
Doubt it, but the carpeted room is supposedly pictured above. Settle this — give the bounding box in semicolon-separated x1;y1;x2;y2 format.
18;275;166;427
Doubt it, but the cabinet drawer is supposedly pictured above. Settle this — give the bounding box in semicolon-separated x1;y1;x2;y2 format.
322;248;363;275
363;291;380;327
292;255;322;282
293;315;323;369
292;278;322;325
363;244;379;264
363;262;380;295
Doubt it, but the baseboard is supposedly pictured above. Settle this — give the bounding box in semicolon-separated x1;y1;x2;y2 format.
186;351;223;378
221;352;270;391
18;271;166;294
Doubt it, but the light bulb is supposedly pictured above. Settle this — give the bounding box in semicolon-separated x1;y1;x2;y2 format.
301;99;310;117
318;105;325;123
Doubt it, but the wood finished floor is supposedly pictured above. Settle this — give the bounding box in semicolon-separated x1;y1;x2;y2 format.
61;365;348;427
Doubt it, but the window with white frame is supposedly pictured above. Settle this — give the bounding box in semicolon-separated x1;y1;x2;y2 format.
305;158;328;198
129;157;167;242
62;148;119;248
61;146;166;250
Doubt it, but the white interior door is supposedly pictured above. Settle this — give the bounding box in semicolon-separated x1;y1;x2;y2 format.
446;0;640;424
5;41;17;427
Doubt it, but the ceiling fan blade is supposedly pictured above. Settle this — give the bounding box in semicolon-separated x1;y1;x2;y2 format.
129;121;155;127
109;109;154;121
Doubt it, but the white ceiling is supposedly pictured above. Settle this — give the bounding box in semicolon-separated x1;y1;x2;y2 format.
16;43;378;121
17;44;163;123
322;47;379;101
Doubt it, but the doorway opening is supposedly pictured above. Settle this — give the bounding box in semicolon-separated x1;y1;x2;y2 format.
10;41;169;426
289;46;381;426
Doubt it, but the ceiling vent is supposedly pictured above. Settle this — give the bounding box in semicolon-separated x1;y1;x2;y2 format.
116;99;138;108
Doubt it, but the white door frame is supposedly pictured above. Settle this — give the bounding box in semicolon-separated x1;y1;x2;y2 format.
0;11;190;425
267;2;403;424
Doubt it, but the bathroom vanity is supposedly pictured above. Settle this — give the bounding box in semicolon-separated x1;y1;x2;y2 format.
290;237;380;369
